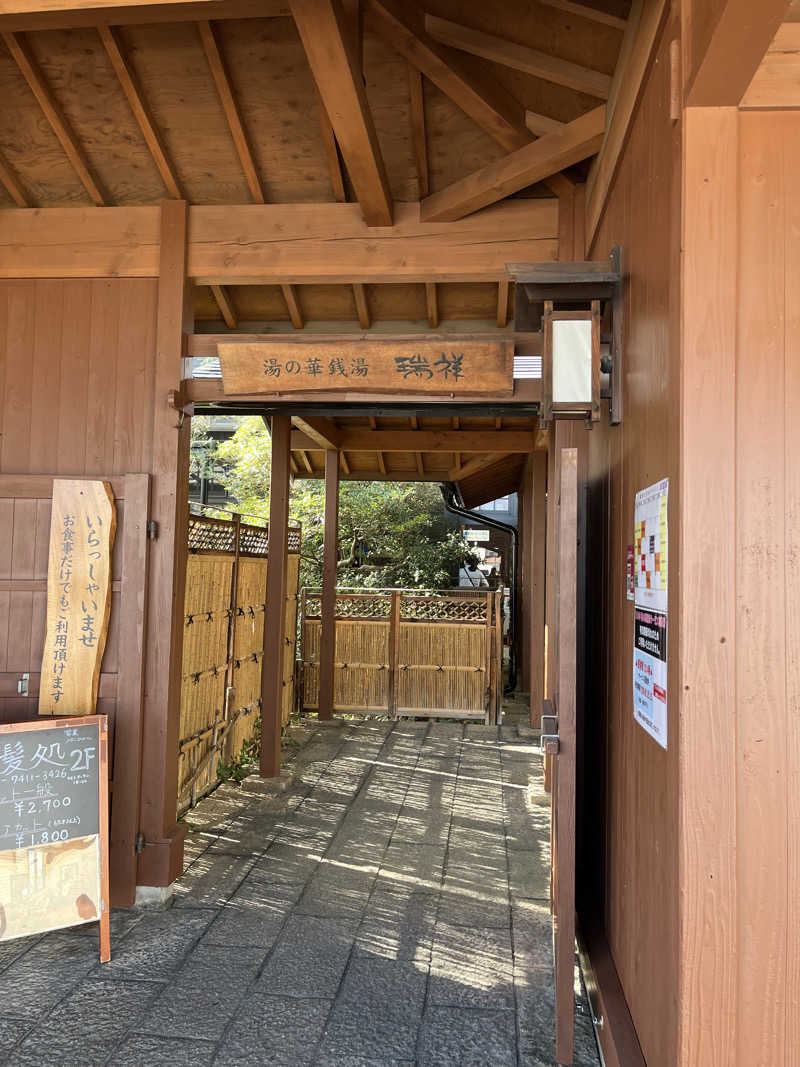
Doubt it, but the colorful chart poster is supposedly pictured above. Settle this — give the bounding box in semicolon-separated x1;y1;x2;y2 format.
632;478;669;749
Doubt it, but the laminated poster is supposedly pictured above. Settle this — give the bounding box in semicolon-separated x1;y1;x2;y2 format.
632;478;668;749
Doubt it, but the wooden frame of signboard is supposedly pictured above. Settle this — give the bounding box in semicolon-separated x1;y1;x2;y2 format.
0;714;110;963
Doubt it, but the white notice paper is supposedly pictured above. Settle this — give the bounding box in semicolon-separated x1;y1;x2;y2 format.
632;478;669;748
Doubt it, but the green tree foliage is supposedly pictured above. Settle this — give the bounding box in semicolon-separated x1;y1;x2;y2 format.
206;416;469;589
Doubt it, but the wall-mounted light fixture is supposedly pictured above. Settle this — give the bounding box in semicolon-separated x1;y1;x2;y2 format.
542;300;600;423
508;246;623;427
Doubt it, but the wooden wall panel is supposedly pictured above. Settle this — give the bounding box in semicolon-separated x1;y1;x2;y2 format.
0;278;159;904
583;22;680;1067
678;107;738;1067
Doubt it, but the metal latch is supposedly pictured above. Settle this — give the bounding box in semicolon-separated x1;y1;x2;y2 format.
17;673;29;697
540;712;559;755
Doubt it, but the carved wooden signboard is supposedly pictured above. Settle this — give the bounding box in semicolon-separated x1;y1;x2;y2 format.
0;716;110;961
218;340;514;395
38;481;116;718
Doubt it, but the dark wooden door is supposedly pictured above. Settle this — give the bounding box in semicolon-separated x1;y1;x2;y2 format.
551;446;578;1065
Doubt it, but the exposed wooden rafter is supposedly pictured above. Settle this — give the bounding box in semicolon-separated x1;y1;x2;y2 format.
425;282;438;329
525;110;566;137
425;14;612;99
291;416;341;451
352;282;370;328
584;0;668;251
538;0;628;31
497;279;510;328
449;452;511;482
407;64;429;198
292;429;536;453
198;19;265;204
290;0;392;226
422;105;606;222
2;31;106;205
367;416;386;475
209;284;237;329
315;89;347;203
0;1;290;32
98;24;182;199
365;0;530;152
0;150;28;207
281;284;303;329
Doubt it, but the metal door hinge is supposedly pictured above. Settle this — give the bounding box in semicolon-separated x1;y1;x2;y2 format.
135;832;146;854
17;673;29;697
147;520;158;540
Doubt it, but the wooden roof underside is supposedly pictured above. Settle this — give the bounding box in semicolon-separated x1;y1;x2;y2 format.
283;413;543;505
0;0;630;329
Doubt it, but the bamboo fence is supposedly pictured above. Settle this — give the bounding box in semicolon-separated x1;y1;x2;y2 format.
177;508;301;815
301;587;503;723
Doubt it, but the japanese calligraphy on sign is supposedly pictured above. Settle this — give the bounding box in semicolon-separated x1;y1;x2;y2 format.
0;715;110;959
218;341;514;396
38;481;116;718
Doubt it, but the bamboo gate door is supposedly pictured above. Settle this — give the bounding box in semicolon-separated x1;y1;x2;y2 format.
301;588;503;722
541;447;579;1065
177;510;301;814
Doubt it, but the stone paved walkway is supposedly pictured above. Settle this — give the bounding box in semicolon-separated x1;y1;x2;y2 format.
0;720;600;1066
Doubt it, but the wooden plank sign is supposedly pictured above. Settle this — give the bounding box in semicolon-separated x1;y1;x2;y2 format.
38;480;116;717
0;715;110;962
218;340;514;395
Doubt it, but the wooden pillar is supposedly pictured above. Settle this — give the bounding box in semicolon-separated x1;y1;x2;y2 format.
318;449;339;721
137;200;192;889
260;415;291;777
530;450;547;726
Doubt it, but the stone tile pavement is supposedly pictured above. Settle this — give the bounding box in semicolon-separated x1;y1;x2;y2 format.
0;718;600;1066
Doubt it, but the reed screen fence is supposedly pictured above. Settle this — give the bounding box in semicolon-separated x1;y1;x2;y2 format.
177;510;301;815
301;588;503;722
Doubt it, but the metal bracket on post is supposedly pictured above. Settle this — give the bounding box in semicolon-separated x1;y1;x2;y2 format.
541;712;559;755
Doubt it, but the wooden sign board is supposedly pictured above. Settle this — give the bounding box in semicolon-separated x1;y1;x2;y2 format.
38;480;116;717
0;715;110;962
218;340;514;396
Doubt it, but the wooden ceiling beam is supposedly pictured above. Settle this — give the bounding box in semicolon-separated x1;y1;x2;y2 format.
293;468;446;482
2;31;106;205
585;0;668;251
98;24;182;199
315;88;347;203
425;282;438;329
290;0;392;227
209;283;237;328
0;149;29;207
0;200;558;282
687;0;791;106
525;110;566;137
291;415;341;451
308;429;536;453
198;19;264;204
352;282;370;328
280;284;303;329
407;64;429;198
425;14;612;99
0;1;289;32
537;0;628;31
422;105;606;222
297;449;314;474
364;0;530;153
340;451;351;475
448;452;512;482
497;279;510;328
367;414;386;474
